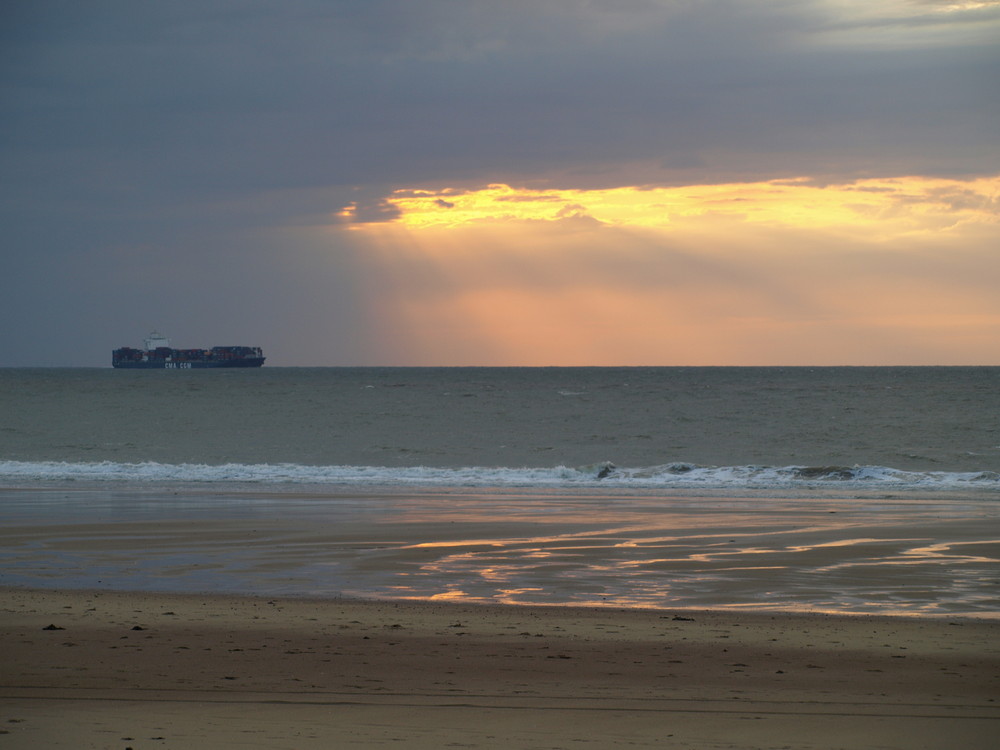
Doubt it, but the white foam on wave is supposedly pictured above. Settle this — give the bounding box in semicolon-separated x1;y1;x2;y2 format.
0;459;997;492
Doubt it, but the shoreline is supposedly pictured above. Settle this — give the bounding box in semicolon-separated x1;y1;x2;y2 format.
2;586;998;749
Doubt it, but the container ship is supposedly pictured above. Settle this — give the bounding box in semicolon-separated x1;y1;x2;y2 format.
112;332;265;369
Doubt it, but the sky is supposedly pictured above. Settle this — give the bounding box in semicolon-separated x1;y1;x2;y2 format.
2;0;998;366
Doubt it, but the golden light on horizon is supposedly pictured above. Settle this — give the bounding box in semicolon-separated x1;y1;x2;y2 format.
333;175;1000;365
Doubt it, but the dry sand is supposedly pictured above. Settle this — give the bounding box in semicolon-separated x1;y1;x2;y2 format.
1;587;997;749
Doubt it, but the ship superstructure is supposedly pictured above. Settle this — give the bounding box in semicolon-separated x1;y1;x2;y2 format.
112;332;265;369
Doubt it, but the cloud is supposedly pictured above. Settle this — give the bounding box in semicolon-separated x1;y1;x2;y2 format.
338;196;403;224
4;0;996;203
362;177;1000;235
817;0;1000;34
1;1;998;364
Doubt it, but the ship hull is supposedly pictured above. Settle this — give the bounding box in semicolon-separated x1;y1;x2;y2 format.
112;358;265;369
113;337;265;369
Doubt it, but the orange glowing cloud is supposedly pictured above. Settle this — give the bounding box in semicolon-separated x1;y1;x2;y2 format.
359;176;1000;237
335;176;1000;365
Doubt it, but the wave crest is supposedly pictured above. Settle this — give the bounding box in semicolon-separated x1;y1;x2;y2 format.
0;459;997;492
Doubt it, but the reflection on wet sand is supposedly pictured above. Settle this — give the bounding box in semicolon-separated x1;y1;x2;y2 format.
0;488;997;617
345;495;1000;615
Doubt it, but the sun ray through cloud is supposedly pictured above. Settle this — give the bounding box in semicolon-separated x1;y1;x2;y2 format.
335;175;1000;364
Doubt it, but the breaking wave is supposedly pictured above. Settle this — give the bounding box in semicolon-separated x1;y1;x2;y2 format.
1;460;998;492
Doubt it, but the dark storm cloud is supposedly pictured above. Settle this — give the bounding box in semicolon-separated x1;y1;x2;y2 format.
4;0;995;198
1;0;997;364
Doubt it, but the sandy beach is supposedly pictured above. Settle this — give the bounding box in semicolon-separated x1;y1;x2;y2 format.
2;586;998;749
2;482;998;748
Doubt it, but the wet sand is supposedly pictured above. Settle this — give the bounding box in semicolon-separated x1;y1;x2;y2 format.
2;586;998;749
2;486;998;616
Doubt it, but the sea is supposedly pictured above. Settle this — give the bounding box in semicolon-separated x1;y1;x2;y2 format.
1;366;998;617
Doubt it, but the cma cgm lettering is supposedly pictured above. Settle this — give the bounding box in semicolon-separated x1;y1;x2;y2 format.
112;332;265;369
